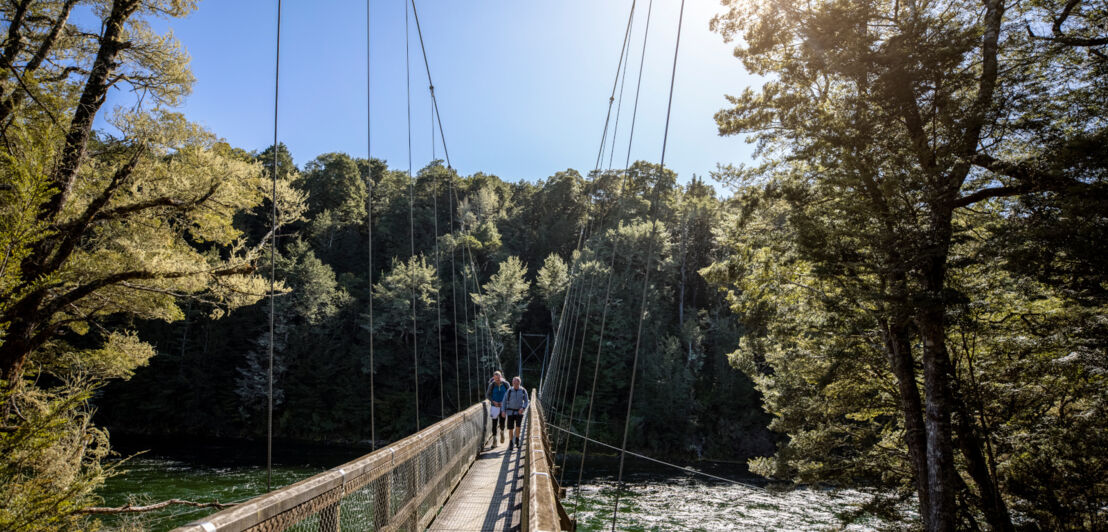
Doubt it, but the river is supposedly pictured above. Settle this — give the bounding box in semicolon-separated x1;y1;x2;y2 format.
94;439;910;531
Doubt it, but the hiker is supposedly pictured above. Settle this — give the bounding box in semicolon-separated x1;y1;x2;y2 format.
485;370;509;444
503;376;529;448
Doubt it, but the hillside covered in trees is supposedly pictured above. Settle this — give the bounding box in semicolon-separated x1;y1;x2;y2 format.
94;150;775;463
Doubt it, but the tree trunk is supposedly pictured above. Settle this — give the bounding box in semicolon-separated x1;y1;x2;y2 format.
883;312;931;530
0;293;46;384
955;397;1014;531
918;203;960;532
46;0;141;219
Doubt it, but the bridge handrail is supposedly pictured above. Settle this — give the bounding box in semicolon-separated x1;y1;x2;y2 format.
175;401;488;532
525;390;574;532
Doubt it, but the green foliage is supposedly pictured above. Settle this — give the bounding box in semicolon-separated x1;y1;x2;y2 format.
373;254;440;337
0;1;304;524
706;0;1107;528
535;253;569;328
474;256;531;366
0;380;113;532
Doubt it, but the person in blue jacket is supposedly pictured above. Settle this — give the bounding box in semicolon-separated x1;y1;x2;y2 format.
485;371;509;444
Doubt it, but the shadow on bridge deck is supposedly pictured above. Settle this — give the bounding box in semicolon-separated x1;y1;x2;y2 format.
429;436;525;531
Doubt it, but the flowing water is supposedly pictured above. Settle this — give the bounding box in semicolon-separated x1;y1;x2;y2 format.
94;443;912;531
93;458;322;531
564;475;912;531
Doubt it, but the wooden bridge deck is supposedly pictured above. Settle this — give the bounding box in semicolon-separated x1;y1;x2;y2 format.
429;435;525;531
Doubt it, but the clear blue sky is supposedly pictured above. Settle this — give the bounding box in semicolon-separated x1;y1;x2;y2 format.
101;0;759;184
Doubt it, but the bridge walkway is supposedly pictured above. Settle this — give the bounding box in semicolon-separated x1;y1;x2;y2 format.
428;437;524;531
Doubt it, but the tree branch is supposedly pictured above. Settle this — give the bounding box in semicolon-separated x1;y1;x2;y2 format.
25;0;78;73
0;0;32;71
41;261;256;322
79;499;237;514
960;0;1005;159
1025;0;1108;47
955;153;1082;207
42;148;145;277
87;181;221;225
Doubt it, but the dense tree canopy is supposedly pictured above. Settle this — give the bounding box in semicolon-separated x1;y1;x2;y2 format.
706;0;1106;529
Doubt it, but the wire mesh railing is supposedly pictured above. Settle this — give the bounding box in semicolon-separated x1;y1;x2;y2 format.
525;391;574;532
174;402;488;532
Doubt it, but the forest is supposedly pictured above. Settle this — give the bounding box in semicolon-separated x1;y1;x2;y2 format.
1;0;1105;531
93;150;775;465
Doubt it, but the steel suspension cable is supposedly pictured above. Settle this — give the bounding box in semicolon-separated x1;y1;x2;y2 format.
554;280;598;481
550;423;764;489
571;169;640;520
458;238;474;402
446;170;464;408
592;0;639;173
366;0;376;451
409;0;469;410
538;0;642;406
266;0;282;493
554;287;590;423
455;226;490;384
606;12;635;171
557;277;599;485
540;271;582;405
541;0;638;406
432;133;444;418
549;283;585;429
624;0;654;169
409;0;451;168
538;241;579;402
559;0;645;470
448;183;504;378
573;1;656;503
403;0;420;433
610;2;687;529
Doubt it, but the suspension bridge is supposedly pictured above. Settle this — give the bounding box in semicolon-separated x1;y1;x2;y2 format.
168;0;715;530
174;395;570;532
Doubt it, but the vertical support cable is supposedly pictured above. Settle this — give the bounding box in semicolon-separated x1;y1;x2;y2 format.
433;146;444;418
404;0;420;433
611;1;686;529
430;97;444;417
267;0;282;493
542;0;637;408
459;228;473;403
366;0;376;451
448;168;463;408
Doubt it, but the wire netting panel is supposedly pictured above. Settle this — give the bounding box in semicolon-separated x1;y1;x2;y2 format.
174;403;488;532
